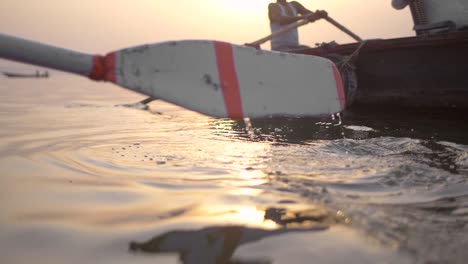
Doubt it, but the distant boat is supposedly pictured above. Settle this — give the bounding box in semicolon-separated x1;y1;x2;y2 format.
2;70;49;78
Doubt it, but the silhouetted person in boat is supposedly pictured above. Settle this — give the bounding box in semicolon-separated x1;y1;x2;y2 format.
268;0;327;51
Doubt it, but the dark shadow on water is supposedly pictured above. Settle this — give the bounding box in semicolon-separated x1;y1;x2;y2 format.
129;207;338;264
129;226;327;264
217;111;468;145
343;110;468;145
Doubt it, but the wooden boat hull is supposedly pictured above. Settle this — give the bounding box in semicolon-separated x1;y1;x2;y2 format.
298;31;468;115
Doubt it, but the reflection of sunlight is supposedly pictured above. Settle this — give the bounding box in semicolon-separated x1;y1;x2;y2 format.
231;187;264;196
215;141;272;166
240;169;263;179
210;119;239;136
238;207;264;222
210;121;273;181
235;206;278;229
216;0;272;15
239;169;267;186
336;210;352;224
212;205;278;229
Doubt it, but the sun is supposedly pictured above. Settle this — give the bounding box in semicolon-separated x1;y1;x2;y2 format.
217;0;273;16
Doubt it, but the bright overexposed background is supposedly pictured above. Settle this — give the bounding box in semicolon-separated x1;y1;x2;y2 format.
1;0;414;54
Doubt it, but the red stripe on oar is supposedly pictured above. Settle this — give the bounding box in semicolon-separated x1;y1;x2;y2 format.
332;64;346;110
104;52;116;83
89;52;116;83
214;41;244;118
89;55;105;80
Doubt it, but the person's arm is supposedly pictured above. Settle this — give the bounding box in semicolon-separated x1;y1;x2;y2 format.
292;1;328;22
268;2;327;25
292;1;312;15
392;0;414;10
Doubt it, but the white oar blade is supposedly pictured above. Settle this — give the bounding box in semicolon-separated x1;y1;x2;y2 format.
109;41;345;118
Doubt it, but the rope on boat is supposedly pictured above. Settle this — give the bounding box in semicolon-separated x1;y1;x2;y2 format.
410;0;428;34
319;39;370;108
339;40;368;72
333;40;368;108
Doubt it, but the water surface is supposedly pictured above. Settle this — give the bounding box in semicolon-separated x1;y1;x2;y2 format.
1;73;467;264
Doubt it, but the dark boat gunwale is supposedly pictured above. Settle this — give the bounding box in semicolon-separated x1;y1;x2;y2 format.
297;30;468;56
291;30;468;116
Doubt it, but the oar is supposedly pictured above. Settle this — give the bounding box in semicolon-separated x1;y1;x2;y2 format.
248;14;362;48
323;17;362;42
138;97;158;105
247;18;311;48
0;33;345;118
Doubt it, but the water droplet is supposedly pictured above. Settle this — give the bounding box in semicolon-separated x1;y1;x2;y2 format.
243;117;256;139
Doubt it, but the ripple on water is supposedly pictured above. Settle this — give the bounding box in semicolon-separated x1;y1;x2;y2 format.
2;83;468;264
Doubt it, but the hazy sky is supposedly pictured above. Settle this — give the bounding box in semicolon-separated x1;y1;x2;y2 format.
0;0;415;54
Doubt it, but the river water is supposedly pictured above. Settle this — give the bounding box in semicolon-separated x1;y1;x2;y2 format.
1;73;467;264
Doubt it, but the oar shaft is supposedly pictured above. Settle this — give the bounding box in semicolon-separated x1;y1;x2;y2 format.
324;17;362;42
0;33;94;77
248;19;310;46
249;15;362;47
